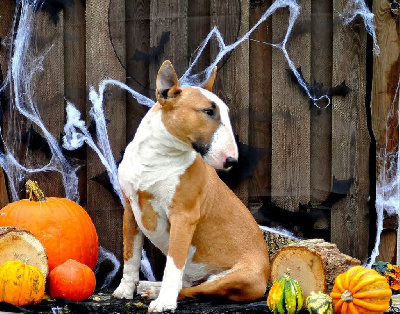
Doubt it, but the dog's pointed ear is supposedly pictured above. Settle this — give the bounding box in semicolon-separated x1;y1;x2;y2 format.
201;66;217;92
156;60;181;104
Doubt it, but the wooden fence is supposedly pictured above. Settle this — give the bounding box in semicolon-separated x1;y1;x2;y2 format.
0;0;398;281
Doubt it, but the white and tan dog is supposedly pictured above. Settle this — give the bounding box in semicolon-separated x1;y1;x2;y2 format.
113;60;270;312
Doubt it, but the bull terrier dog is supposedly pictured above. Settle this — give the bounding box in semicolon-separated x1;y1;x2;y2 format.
113;60;270;312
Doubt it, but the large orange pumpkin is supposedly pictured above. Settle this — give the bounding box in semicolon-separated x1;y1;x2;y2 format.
330;265;392;313
0;180;98;272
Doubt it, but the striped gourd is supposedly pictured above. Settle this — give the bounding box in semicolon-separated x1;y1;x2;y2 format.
267;273;304;314
306;291;333;314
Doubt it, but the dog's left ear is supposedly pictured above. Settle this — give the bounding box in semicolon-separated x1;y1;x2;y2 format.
201;66;217;92
156;60;182;104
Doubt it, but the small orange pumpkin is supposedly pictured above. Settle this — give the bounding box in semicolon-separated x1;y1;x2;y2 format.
330;265;392;313
0;180;98;272
48;259;96;301
0;260;45;306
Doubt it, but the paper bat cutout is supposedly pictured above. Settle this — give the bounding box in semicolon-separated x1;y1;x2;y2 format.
130;31;171;65
29;0;85;24
21;124;52;158
253;176;354;239
218;138;270;190
287;67;351;106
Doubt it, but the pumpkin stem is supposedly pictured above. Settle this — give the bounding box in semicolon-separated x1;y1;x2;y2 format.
26;180;46;202
341;290;353;302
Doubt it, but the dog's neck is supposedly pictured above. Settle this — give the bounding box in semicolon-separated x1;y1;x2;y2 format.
123;108;197;191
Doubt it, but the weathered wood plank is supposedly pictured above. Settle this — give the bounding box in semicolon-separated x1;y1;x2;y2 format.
371;0;400;264
0;0;15;207
149;0;188;90
211;0;250;204
271;0;311;211
125;0;150;140
28;11;65;197
310;0;332;205
331;0;370;261
188;0;211;74
64;0;87;204
248;0;272;203
86;0;126;262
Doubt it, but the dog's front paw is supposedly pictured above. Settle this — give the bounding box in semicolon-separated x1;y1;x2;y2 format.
148;297;177;313
112;280;137;299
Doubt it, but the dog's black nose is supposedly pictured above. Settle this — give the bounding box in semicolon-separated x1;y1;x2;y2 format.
223;157;238;169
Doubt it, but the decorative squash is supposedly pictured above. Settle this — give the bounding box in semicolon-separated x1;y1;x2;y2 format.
372;261;400;291
0;260;45;306
267;272;304;314
0;180;98;272
330;265;391;313
48;259;96;301
306;291;333;314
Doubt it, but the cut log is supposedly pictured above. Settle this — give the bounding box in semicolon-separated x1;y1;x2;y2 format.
0;226;48;278
270;239;360;298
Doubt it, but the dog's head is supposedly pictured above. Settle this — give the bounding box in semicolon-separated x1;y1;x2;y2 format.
155;60;238;170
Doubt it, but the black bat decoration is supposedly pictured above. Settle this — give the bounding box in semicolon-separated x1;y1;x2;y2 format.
253;176;354;240
130;31;171;65
21;124;52;158
287;67;351;107
218;137;270;190
22;0;85;24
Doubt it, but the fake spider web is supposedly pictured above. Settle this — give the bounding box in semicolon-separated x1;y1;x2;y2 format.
0;0;386;285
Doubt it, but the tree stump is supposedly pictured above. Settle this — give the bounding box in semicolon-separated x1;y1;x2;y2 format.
270;238;361;297
0;226;48;278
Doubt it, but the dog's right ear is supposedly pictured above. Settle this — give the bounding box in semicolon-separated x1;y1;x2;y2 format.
156;60;182;105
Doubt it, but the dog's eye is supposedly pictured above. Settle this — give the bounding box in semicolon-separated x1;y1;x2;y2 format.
203;108;215;117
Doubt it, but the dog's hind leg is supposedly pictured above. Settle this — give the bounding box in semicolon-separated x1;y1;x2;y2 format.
178;264;268;302
113;196;144;299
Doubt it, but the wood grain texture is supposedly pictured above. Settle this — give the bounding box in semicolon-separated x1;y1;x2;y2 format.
331;0;370;261
371;0;400;265
126;0;150;141
248;0;272;203
149;0;188;90
28;11;65;197
211;0;250;204
86;0;126;262
271;0;311;210
64;1;87;205
310;0;332;205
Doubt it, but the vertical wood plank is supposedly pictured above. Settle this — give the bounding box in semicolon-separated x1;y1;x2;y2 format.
86;0;126;262
211;0;250;204
64;1;87;204
29;12;65;197
149;0;188;90
331;0;370;260
271;0;311;211
310;0;333;204
371;0;400;264
126;0;150;141
248;0;272;203
0;0;14;207
188;0;211;74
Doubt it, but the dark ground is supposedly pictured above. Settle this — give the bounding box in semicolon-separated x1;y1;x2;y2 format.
2;292;399;313
0;292;276;314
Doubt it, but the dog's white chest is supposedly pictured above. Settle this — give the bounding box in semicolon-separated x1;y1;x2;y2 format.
118;109;196;254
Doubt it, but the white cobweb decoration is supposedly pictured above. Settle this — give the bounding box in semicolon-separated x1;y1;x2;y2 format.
0;0;383;284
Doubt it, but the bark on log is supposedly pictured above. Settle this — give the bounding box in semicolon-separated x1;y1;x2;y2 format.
270;238;360;297
0;227;48;278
